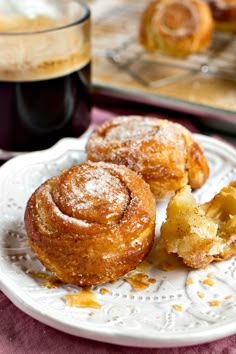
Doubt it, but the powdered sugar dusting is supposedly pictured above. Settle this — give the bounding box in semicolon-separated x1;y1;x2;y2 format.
104;117;184;146
87;116;187;169
87;116;188;176
106;123;158;142
84;169;126;205
86;116;209;200
47;162;131;225
38;182;90;228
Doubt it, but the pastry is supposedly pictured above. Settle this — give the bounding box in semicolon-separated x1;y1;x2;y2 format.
85;116;209;200
209;0;236;32
139;0;214;57
24;161;156;286
156;181;236;269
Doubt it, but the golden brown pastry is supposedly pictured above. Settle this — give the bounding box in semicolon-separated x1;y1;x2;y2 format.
209;0;236;32
156;181;236;269
201;181;236;261
24;161;156;287
139;0;214;57
85;116;209;200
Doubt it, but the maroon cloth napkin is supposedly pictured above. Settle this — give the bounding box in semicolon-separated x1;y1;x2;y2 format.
0;99;235;353
1;291;236;354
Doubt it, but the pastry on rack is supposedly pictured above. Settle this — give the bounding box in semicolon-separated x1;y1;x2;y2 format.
209;0;236;32
139;0;214;57
24;161;156;286
85;116;209;200
156;181;236;269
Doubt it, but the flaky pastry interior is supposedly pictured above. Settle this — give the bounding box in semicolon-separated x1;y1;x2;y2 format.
139;0;214;57
85;116;209;200
156;181;236;269
24;161;156;286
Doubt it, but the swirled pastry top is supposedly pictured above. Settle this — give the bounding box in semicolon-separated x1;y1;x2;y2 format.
24;161;156;286
85;116;209;200
139;0;213;57
51;163;130;225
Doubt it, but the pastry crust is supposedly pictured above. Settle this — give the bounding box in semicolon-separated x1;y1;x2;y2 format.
85;116;209;200
139;0;214;57
24;161;156;286
156;182;236;269
209;0;236;32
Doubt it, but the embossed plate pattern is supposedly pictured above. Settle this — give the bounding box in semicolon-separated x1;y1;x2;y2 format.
0;135;236;348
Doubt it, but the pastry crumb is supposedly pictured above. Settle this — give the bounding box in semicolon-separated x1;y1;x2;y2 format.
65;289;102;309
197;291;205;299
186;277;194;285
209;300;221;307
207;272;214;278
173;304;183;312
201;278;215;286
100;288;110;295
149;278;157;284
125;273;151;291
225;295;233;300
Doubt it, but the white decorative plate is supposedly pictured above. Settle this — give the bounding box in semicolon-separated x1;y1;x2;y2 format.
0;135;236;348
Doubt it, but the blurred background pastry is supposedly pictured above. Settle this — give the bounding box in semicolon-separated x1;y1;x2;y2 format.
139;0;214;57
209;0;236;32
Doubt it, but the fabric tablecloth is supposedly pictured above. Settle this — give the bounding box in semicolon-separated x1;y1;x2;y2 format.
0;95;236;353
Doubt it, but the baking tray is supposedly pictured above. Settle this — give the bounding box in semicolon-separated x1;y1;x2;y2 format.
89;0;236;133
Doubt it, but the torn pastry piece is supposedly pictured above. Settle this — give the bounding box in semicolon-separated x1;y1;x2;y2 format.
202;181;236;260
24;161;156;286
86;116;209;200
139;0;214;57
209;0;236;32
156;182;236;269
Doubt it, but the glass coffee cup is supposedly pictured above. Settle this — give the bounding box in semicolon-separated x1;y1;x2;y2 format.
0;0;91;160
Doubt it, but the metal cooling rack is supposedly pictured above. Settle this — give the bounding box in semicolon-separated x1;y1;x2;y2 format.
104;31;236;88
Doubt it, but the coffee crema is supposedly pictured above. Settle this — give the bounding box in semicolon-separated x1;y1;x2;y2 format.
0;2;90;81
0;0;91;155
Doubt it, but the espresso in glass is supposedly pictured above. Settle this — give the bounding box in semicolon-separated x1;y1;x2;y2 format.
0;0;91;157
